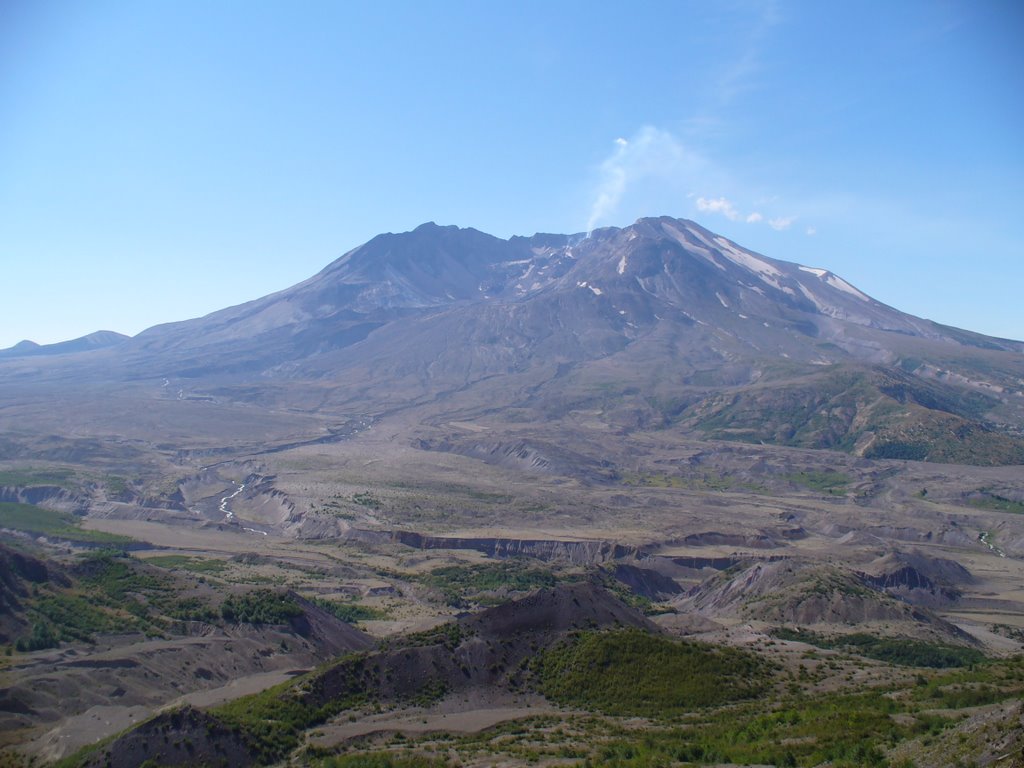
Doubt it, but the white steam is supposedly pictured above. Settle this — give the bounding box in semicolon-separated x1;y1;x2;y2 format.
586;127;705;234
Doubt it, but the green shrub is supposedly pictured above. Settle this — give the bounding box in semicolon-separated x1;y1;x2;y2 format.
309;597;389;623
534;628;772;716
15;621;59;652
772;628;985;668
221;590;303;624
418;560;556;608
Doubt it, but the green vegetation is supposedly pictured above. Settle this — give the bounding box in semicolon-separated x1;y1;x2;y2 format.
966;490;1024;514
102;475;131;496
418;560;557;608
315;756;448;768
221;589;303;624
534;628;773;717
784;470;850;494
773;628;986;668
0;502;134;545
352;491;383;509
309;597;390;623
864;441;930;461
15;621;60;652
145;554;229;573
620;470;768;493
398;621;467;651
212;653;372;762
27;589;146;644
13;551;218;651
0;467;77;487
347;653;1024;767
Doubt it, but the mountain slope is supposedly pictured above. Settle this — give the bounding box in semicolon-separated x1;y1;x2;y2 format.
2;216;1022;464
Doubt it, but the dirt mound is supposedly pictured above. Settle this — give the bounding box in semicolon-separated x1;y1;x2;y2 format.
465;581;656;639
285;591;375;656
76;705;259;768
859;549;973;608
308;583;655;708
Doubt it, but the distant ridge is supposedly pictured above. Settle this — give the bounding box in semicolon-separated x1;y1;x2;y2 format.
0;330;129;359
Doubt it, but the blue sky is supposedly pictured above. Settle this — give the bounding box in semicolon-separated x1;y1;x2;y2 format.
2;0;1022;348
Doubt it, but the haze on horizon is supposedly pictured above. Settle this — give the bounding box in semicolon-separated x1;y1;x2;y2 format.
1;0;1022;349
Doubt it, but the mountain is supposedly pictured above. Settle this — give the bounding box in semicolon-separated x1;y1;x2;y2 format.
0;330;129;359
2;216;1023;465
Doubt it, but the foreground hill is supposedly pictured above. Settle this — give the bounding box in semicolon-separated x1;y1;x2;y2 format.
1;216;1022;465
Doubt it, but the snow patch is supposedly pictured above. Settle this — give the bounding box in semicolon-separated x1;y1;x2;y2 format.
797;283;829;313
661;221;726;270
799;266;828;277
825;273;870;301
617;255;628;275
589;285;603;296
799;265;870;301
713;237;784;289
715;292;729;308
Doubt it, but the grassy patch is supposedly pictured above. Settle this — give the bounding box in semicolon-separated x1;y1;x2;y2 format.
0;502;134;545
534;628;773;717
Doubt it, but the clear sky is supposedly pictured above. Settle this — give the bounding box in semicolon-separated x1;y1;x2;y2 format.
2;0;1022;348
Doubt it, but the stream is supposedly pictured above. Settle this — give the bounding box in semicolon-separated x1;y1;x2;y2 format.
979;530;1006;558
219;482;246;521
